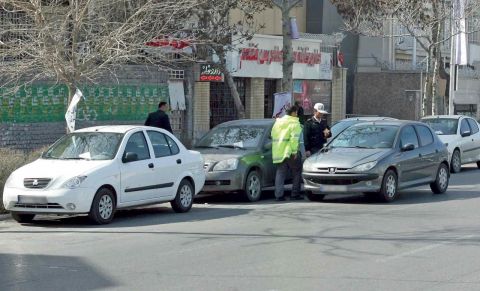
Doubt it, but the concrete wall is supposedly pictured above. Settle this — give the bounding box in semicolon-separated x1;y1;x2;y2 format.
353;71;422;120
230;4;306;35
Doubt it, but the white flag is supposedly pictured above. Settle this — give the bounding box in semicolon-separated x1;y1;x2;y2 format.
454;0;468;65
273;92;292;118
65;88;83;132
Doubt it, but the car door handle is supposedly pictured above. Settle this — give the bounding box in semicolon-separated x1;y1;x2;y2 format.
176;159;182;164
148;163;154;169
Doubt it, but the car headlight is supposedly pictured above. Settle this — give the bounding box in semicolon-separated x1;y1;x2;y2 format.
63;176;87;189
351;161;377;172
4;173;16;188
303;158;315;171
212;159;239;171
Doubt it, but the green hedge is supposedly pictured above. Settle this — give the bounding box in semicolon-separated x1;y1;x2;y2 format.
0;148;46;213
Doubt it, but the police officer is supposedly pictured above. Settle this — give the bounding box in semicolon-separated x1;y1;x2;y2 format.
304;103;331;156
271;105;303;201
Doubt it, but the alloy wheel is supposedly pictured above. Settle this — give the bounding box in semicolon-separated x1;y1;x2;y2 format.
99;194;113;220
179;184;193;208
248;174;261;199
438;167;448;191
386;175;396;198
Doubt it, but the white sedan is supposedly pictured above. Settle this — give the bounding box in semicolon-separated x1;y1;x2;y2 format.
3;126;205;224
421;115;480;173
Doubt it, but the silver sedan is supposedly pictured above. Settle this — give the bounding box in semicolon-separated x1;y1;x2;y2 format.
303;120;450;202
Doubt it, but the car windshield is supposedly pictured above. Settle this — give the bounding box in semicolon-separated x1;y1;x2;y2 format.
421;118;458;135
331;120;358;137
330;125;399;149
42;132;124;160
196;126;266;149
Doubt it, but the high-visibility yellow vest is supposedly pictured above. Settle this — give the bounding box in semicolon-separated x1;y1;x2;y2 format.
271;115;302;164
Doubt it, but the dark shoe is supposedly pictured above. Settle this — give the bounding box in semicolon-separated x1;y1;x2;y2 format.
290;195;304;201
275;197;286;201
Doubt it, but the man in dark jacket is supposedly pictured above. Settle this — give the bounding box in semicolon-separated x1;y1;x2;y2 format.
304;103;331;156
145;101;173;133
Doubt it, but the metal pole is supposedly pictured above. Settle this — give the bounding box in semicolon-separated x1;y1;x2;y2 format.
412;36;417;70
448;2;456;115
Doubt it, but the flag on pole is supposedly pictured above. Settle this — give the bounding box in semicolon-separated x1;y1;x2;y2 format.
290;17;299;39
453;0;468;65
65;88;83;132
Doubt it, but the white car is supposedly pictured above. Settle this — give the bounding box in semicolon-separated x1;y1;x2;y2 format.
421;115;480;173
3;126;205;224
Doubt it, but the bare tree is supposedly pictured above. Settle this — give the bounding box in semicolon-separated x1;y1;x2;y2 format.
331;0;480;115
271;0;303;94
0;0;199;111
189;0;270;119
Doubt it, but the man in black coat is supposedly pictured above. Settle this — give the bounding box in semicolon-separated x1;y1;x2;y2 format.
145;101;173;133
304;103;331;156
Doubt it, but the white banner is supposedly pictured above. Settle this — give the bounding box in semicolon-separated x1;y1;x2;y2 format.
454;0;468;65
272;92;292;118
65;88;83;133
229;35;333;80
168;81;186;110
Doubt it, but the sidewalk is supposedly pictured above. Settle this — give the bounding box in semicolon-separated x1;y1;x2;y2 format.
0;213;10;221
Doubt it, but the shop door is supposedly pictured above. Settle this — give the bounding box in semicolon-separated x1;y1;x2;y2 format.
264;79;277;118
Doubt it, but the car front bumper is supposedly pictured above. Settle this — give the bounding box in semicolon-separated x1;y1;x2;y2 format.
302;172;382;194
3;187;96;214
201;170;245;192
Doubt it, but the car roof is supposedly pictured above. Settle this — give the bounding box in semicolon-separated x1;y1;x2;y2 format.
74;125;149;134
349;120;425;127
217;119;275;127
339;116;397;122
421;115;464;120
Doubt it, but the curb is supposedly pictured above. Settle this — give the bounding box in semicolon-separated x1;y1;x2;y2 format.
0;213;11;221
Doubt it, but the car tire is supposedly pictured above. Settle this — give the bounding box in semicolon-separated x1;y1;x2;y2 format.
451;149;462;173
378;169;398;202
11;212;35;223
171;179;194;213
430;163;449;194
243;170;262;202
477;161;480;169
89;187;116;225
306;191;325;202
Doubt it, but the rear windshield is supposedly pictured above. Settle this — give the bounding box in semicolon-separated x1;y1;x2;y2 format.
421;118;458;135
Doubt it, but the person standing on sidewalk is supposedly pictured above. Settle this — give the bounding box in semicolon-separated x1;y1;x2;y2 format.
304;103;331;157
271;105;303;201
145;101;173;133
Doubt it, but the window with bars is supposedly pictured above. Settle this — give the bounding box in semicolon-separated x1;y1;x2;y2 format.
468;17;480;44
210;78;246;128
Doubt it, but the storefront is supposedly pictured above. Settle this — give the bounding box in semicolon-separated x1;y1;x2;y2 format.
228;34;333;119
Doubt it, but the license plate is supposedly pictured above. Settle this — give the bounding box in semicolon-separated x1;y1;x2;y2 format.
319;185;348;192
18;195;48;204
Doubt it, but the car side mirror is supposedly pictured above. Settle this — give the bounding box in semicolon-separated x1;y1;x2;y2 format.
123;152;138;163
263;141;272;150
461;130;471;137
401;143;415;152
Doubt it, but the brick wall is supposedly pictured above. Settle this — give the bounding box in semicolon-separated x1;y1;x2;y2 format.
331;68;347;123
245;78;265;119
353;71;421;120
192;82;210;142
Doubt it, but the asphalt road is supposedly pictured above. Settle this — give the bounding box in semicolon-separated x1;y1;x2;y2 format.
1;164;480;291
